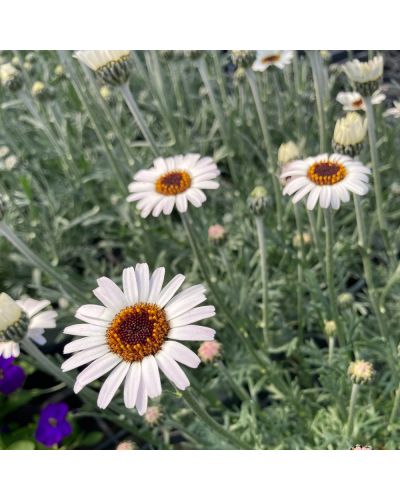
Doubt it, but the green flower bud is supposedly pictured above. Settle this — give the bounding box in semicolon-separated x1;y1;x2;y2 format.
247;187;270;216
231;50;257;68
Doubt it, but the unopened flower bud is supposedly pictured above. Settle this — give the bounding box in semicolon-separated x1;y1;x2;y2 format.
32;81;55;102
100;86;116;105
247;186;270;216
144;406;162;426
278;141;300;166
23;61;34;75
348;360;374;385
198;340;222;363
320;51;331;65
4;155;20;171
390;182;400;196
332;112;367;157
343;56;383;96
324;320;337;337
233;67;247;86
0;146;10;159
54;65;65;78
74;50;133;87
338;292;355;310
11;56;21;68
160;50;175;61
25;52;36;63
349;445;372;450
0;293;29;342
116;440;137;450
293;232;311;249
0;194;7;221
184;50;205;61
231;50;257;68
208;224;227;246
0;63;23;91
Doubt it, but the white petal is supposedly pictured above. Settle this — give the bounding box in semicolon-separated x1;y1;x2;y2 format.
156;274;185;308
176;194;188;213
141;356;162;398
168;325;216;341
16;299;50;318
98;362;130;409
306;186;321;210
29;332;46;346
123;267;139;305
96;277;128;312
124;362;141;409
148;267;165;304
165;295;207;321
61;345;110;372
330;187;341;210
63;336;106;354
319;186;332;209
75;353;121;393
165;285;205;309
155;350;190;390
192;180;219;190
292;182;315;204
169;306;215;328
64;324;107;337
135;263;150;303
77;305;114;322
161;341;201;368
29;310;57;329
135;374;148;416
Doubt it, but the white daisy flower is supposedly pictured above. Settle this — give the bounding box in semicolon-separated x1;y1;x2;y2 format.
281;153;371;211
61;265;216;414
252;51;294;71
74;50;132;87
126;154;220;218
0;293;57;359
383;101;400;119
336;89;385;111
343;56;384;95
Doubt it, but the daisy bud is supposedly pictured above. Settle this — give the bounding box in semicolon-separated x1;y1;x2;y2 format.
160;50;175;61
247;186;270;216
324;320;337;337
390;182;400;196
231;50;257;68
184;50;205;61
0;194;7;221
0;293;29;343
74;50;133;87
116;441;137;450
100;86;116;106
337;292;355;310
233;67;247;86
0;63;23;91
320;50;331;65
32;82;55;102
293;232;311;249
348;360;374;385
198;340;222;363
278;141;300;166
349;445;372;450
0;146;10;159
4;155;20;171
144;405;162;426
208;224;227;247
332;112;367;157
23;61;34;75
11;56;21;68
25;52;36;63
54;65;65;78
343;56;384;96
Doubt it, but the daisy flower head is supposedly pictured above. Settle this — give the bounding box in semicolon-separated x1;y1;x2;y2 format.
336;89;385;112
127;154;220;218
383;101;400;119
74;50;132;87
343;55;384;96
0;63;23;91
332;112;367;157
253;51;294;71
281;153;371;211
0;293;57;359
348;360;374;385
231;50;257;68
61;264;216;414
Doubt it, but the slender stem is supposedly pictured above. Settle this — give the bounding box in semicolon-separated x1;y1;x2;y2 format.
347;384;360;438
347;50;354;62
0;221;88;303
245;68;284;236
197;57;238;186
219;246;235;289
180;212;265;369
118;82;160;157
323;208;346;349
390;382;400;424
328;337;335;364
294;204;305;346
255;216;270;347
216;360;249;402
308;51;327;153
272;70;284;127
181;388;252;450
212;51;229;112
364;96;393;265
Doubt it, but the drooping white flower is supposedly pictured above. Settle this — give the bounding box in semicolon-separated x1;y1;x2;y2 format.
336;89;385;111
126;154;220;218
252;51;294;71
74;51;132;86
383;101;400;119
61;265;216;414
0;293;57;359
281;153;371;210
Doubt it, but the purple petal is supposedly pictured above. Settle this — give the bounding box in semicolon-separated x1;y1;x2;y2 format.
40;403;60;420
35;424;63;447
0;365;25;395
53;402;69;422
0;355;15;371
58;420;72;439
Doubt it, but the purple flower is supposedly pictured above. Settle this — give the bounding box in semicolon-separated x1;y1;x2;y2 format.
0;355;25;395
35;403;72;447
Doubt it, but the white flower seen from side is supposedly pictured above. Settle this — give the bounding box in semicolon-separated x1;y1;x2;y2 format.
252;51;294;71
336;89;385;112
126;154;220;218
74;51;131;72
281;153;371;210
61;265;216;414
383;101;400;119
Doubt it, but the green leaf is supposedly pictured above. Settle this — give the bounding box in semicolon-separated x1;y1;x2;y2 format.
7;440;35;450
80;431;103;447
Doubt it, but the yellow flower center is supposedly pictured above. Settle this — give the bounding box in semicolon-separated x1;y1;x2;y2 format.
353;98;363;108
262;54;280;64
106;303;170;363
307;161;347;186
155;171;192;196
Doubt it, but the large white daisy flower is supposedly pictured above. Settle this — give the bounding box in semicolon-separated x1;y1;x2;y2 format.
336;89;385;111
0;293;57;359
281;153;371;210
383;101;400;119
74;51;131;72
126;154;220;218
61;265;216;414
252;51;294;71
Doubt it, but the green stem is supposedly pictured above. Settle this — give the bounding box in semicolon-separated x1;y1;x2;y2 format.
390;382;400;424
328;336;335;364
294;204;305;346
364;96;393;265
118;82;160;157
347;383;359;438
272;70;284;127
216;360;249;402
212;51;229;112
0;221;88;303
323;208;346;350
308;51;327;153
180;212;265;369
219;246;235;289
181;388;252;450
245;68;284;236
255;216;270;347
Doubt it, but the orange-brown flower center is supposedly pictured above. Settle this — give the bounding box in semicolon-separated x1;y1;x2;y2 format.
307;161;347;186
106;303;170;363
353;98;363;108
262;54;280;64
155;171;191;196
